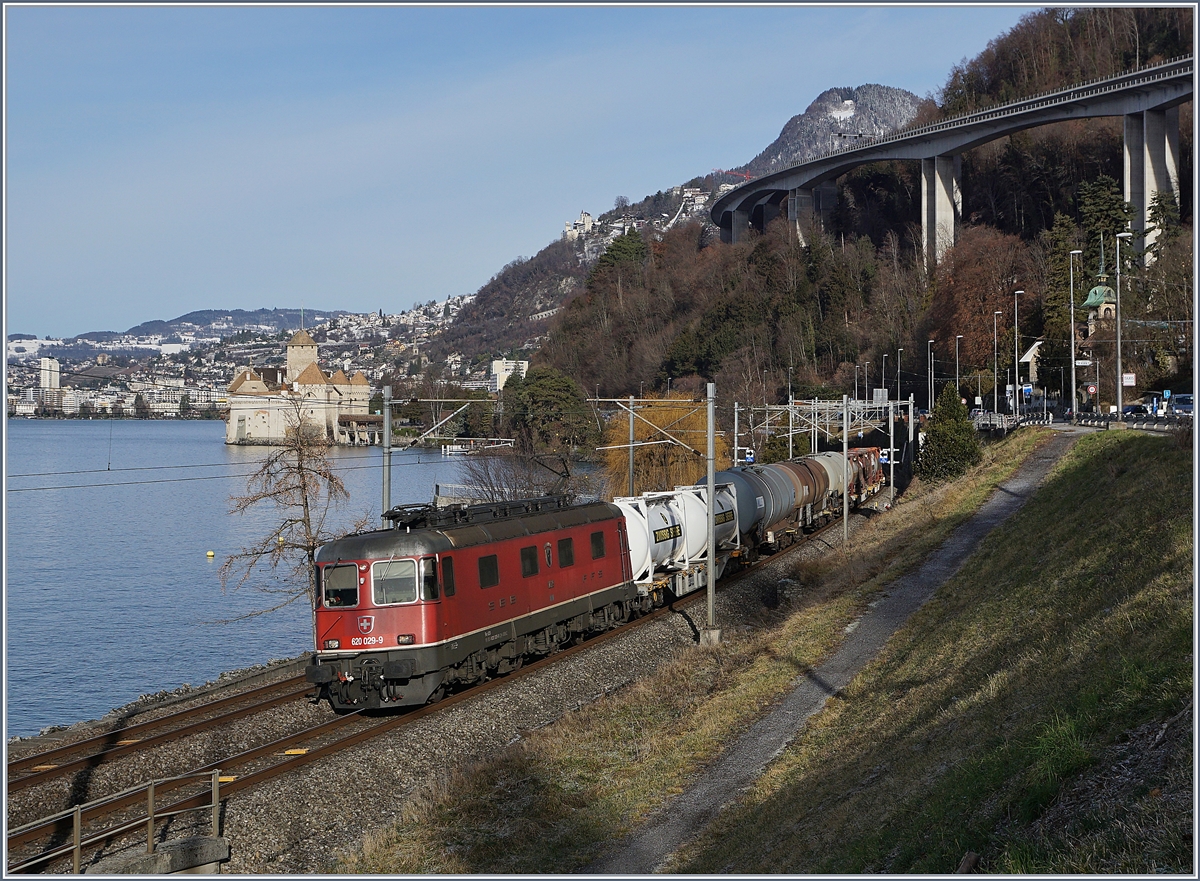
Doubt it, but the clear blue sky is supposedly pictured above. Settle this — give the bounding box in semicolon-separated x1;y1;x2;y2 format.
5;4;1034;339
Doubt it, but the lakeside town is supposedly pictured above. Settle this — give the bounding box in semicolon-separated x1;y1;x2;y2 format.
6;294;506;424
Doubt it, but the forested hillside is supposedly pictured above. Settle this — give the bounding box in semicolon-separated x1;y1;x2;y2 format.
531;6;1192;413
432;238;587;364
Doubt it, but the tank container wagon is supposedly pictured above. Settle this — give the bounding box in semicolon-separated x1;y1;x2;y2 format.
612;483;739;598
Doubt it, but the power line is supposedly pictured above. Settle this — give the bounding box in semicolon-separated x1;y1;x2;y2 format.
6;457;444;494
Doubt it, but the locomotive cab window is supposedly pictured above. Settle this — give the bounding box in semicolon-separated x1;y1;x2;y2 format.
421;558;439;601
372;559;418;605
321;564;359;608
557;537;575;568
520;546;539;577
441;557;456;596
590;530;606;560
479;554;500;589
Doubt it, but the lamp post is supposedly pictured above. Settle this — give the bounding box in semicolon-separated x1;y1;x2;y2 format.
927;339;934;409
1069;249;1082;423
1013;290;1024;416
854;365;860;401
864;361;871;401
955;335;963;398
993;311;1002;414
896;348;903;400
1116;231;1132;417
882;353;888;401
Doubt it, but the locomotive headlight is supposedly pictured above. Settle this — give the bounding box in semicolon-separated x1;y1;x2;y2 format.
396;634;415;645
323;639;340;650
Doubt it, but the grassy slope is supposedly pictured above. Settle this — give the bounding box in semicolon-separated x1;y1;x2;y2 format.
677;429;1193;873
338;429;1192;874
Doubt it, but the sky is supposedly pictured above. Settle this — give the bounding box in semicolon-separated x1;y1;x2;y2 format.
4;3;1035;340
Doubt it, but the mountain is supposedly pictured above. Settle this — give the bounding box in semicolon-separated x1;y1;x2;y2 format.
741;84;922;177
72;308;350;341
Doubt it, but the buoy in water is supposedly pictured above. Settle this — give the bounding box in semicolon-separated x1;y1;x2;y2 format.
206;550;215;557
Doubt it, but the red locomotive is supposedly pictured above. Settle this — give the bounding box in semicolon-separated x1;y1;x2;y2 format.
305;496;654;710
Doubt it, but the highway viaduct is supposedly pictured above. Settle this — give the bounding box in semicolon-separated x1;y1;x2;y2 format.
710;55;1193;265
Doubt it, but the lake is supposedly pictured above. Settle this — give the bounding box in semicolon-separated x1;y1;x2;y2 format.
4;419;466;739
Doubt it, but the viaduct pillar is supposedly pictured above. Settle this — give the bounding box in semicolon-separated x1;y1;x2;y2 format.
921;154;961;267
789;187;813;246
1124;106;1180;251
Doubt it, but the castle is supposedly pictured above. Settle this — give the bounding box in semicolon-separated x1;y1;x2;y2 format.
225;330;379;445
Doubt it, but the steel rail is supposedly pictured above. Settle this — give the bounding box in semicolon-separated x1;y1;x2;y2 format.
8;675;309;773
7;677;314;792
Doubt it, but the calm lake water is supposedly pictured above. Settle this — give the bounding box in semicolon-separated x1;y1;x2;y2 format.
4;419;465;738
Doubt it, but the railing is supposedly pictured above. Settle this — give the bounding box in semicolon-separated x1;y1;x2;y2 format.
972;413;1019;431
7;770;222;874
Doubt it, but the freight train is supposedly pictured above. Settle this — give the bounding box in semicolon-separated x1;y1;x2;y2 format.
304;450;885;711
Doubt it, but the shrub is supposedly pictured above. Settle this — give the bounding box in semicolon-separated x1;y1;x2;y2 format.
918;384;982;480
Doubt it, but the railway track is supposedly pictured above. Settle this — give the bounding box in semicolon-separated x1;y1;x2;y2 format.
7;676;316;794
7;514;850;872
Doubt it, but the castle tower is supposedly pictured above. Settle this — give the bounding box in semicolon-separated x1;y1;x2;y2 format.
286;329;319;384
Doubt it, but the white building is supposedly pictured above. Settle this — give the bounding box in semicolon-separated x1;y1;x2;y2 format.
40;357;60;390
563;211;595;242
490;359;528;392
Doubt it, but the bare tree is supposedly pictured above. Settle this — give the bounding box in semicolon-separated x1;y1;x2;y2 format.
220;399;369;620
457;445;589;502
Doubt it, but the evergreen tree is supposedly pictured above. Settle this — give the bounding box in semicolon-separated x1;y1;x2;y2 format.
587;230;650;300
1037;212;1082;396
918;384;982;481
503;367;598;452
1077;175;1135;275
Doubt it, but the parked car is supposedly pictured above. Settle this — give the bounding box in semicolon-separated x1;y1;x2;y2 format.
1123;403;1150;417
1172;393;1193;415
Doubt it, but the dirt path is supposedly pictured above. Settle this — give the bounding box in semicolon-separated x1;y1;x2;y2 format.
583;427;1084;874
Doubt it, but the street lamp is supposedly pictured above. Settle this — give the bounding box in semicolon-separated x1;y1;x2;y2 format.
882;353;888;401
1013;290;1024;415
993;311;1003;414
955;335;963;398
1116;231;1133;417
897;348;903;400
1069;249;1082;423
927;339;934;409
864;361;871;401
854;365;860;401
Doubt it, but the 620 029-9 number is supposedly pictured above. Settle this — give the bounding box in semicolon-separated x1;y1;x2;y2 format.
350;636;386;647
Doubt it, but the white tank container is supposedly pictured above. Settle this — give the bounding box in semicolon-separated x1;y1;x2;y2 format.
613;498;654;582
615;486;738;582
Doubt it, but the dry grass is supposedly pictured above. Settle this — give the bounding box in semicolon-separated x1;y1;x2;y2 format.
336;428;1191;874
674;429;1193;873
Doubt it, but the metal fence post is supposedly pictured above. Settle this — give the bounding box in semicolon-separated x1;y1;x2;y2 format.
212;771;221;838
73;806;82;874
147;781;156;853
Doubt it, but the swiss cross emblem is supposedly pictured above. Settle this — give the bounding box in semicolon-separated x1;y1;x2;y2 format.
358;616;375;634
